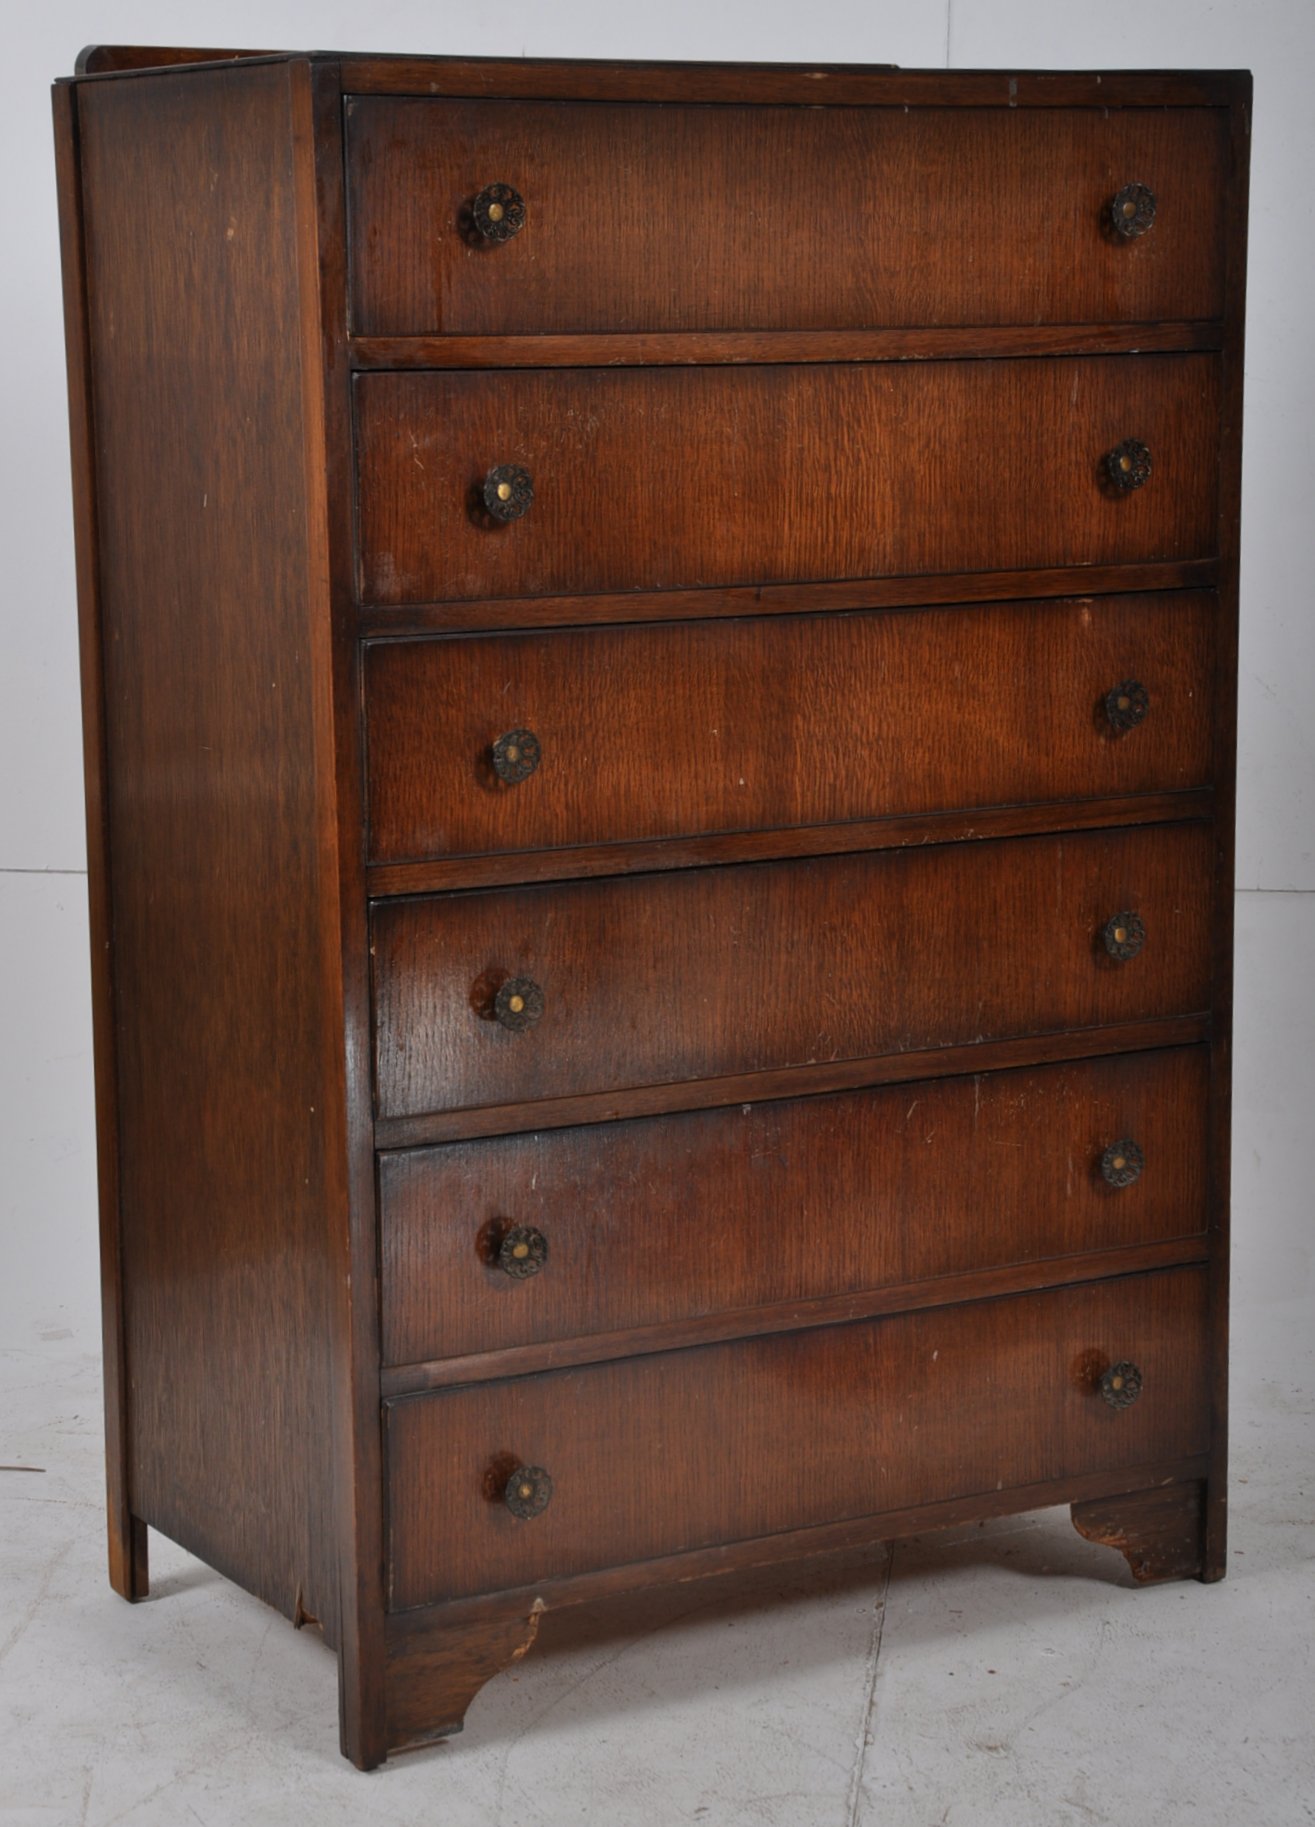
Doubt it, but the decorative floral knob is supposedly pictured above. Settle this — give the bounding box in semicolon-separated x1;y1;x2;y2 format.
498;1225;548;1278
1101;1139;1145;1188
1110;183;1157;239
504;1464;553;1519
492;729;542;783
1105;439;1153;492
1102;911;1146;961
1106;680;1150;732
1099;1362;1144;1409
483;464;534;523
472;182;526;243
494;977;545;1031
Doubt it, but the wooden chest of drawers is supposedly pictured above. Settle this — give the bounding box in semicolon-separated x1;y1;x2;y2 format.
54;46;1250;1769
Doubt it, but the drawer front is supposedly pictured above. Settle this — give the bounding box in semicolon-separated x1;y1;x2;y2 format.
380;1046;1209;1366
346;99;1226;337
364;593;1216;865
371;821;1213;1120
386;1265;1210;1606
355;358;1221;604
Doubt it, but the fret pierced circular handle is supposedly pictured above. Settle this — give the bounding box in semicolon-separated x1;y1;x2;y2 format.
1102;912;1146;961
498;1225;548;1279
504;1464;554;1519
1101;1139;1145;1188
494;977;545;1031
1110;183;1157;239
492;729;542;783
1106;680;1150;732
483;465;534;522
1099;1362;1144;1409
1106;439;1153;492
472;182;526;242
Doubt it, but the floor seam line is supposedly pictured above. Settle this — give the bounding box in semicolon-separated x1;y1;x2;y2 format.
843;1544;894;1827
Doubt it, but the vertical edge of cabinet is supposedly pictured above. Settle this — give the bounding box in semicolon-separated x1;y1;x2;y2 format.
65;62;353;1658
293;59;391;1770
51;78;146;1605
1204;71;1252;1582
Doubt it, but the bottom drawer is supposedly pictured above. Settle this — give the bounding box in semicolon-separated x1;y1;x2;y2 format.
386;1265;1209;1607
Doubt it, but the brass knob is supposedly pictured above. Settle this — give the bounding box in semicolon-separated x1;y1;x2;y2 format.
483;464;534;523
492;729;542;784
1105;439;1153;492
1110;182;1157;239
494;977;544;1031
1102;911;1146;961
498;1225;548;1278
1099;1361;1144;1409
1105;680;1150;732
504;1464;553;1519
1101;1139;1145;1188
472;182;526;242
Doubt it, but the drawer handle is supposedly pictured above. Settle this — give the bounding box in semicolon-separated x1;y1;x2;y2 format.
483;464;534;523
498;1225;548;1278
1105;680;1150;732
504;1464;554;1520
1105;439;1153;492
491;729;542;784
1109;182;1157;239
494;977;545;1031
1102;911;1146;960
1099;1361;1144;1409
472;182;526;243
1100;1139;1145;1188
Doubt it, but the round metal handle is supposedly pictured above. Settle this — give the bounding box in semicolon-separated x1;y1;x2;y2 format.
1102;911;1146;961
1099;1361;1144;1409
1105;439;1153;492
483;465;534;523
1101;1139;1145;1188
1105;680;1150;732
504;1464;553;1519
1110;183;1157;239
498;1225;548;1279
492;729;542;783
494;977;544;1031
472;182;526;243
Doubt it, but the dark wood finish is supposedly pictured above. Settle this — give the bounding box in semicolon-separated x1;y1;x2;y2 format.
349;322;1225;371
1072;1478;1206;1583
381;1046;1209;1366
70;60;348;1641
347;99;1225;338
76;46;270;75
372;822;1213;1121
385;1599;545;1750
364;593;1216;866
356;357;1221;605
386;1265;1210;1607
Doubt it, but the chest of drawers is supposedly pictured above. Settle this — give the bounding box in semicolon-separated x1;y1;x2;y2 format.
54;46;1250;1769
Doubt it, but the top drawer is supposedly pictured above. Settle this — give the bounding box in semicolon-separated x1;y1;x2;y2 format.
345;98;1227;338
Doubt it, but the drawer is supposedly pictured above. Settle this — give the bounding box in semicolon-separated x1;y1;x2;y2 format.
346;98;1226;337
355;357;1221;604
371;821;1213;1121
385;1264;1210;1605
380;1046;1209;1366
364;592;1216;865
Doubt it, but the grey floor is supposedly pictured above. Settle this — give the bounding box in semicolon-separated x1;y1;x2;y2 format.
2;890;1312;1825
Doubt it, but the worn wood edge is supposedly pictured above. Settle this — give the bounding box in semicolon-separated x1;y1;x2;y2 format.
380;1233;1210;1397
1071;1477;1207;1584
51;80;147;1605
383;1600;547;1756
74;46;276;76
382;1451;1213;1635
373;1013;1213;1151
348;322;1224;372
339;60;1242;107
356;560;1222;637
366;789;1216;899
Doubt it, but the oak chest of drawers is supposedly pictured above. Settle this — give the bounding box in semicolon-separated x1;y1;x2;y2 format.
55;46;1250;1768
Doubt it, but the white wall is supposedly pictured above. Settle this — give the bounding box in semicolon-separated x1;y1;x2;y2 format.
2;0;1310;1343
